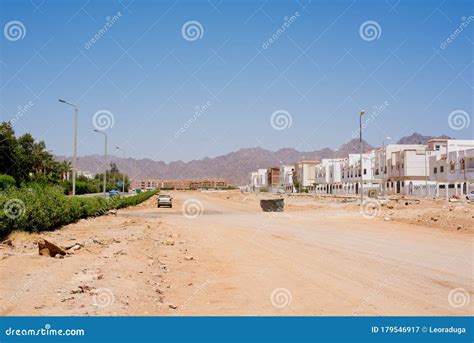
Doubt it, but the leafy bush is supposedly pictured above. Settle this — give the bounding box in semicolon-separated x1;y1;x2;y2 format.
0;185;158;239
0;174;15;190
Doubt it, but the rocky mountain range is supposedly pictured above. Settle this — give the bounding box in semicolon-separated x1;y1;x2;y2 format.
396;132;451;145
56;133;451;185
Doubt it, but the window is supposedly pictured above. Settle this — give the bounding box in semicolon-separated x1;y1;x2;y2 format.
435;145;440;151
434;167;437;174
450;164;455;173
440;166;444;173
363;168;367;175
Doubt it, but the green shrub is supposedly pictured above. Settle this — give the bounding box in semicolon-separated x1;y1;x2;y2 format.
0;174;16;190
0;185;158;239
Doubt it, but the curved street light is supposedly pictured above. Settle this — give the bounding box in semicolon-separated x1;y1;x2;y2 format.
116;146;126;194
58;99;78;195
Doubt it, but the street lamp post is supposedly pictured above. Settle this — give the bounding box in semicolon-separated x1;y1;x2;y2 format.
382;136;391;197
58;99;78;196
332;148;338;194
116;146;126;194
94;130;108;198
359;110;365;204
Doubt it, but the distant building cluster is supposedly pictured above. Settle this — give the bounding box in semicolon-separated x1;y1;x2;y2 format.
247;139;474;199
131;179;231;191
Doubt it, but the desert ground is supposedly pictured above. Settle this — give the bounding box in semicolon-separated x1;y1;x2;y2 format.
0;190;473;316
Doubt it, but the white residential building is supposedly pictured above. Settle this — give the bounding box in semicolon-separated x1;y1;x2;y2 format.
315;158;344;194
373;139;474;197
248;168;269;192
428;139;474;198
339;153;377;195
280;165;295;192
77;170;94;179
373;144;431;196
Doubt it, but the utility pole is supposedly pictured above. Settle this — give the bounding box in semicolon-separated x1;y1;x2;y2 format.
59;99;78;196
94;130;108;198
382;137;391;197
116;146;126;194
359;110;365;203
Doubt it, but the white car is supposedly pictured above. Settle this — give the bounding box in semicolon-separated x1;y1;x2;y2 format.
157;194;172;208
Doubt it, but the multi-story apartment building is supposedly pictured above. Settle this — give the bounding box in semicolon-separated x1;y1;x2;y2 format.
373;144;430;196
267;167;281;190
428;139;474;198
131;179;161;190
249;168;268;192
132;179;229;191
247;139;474;199
370;139;474;197
294;160;318;191
338;153;377;195
279;165;295;192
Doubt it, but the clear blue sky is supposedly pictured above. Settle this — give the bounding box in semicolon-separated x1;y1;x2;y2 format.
1;0;472;162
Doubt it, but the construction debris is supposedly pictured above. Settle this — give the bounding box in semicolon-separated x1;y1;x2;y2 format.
260;199;284;212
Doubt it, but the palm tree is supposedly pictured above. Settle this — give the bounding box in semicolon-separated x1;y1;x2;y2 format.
59;160;72;181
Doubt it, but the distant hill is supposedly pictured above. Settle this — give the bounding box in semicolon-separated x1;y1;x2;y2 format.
56;138;374;186
396;132;451;145
57;133;451;185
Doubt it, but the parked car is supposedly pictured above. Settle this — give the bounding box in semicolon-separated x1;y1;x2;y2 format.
157;194;172;208
109;189;120;197
466;191;474;202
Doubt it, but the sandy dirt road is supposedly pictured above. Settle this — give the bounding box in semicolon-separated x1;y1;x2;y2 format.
0;190;472;316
